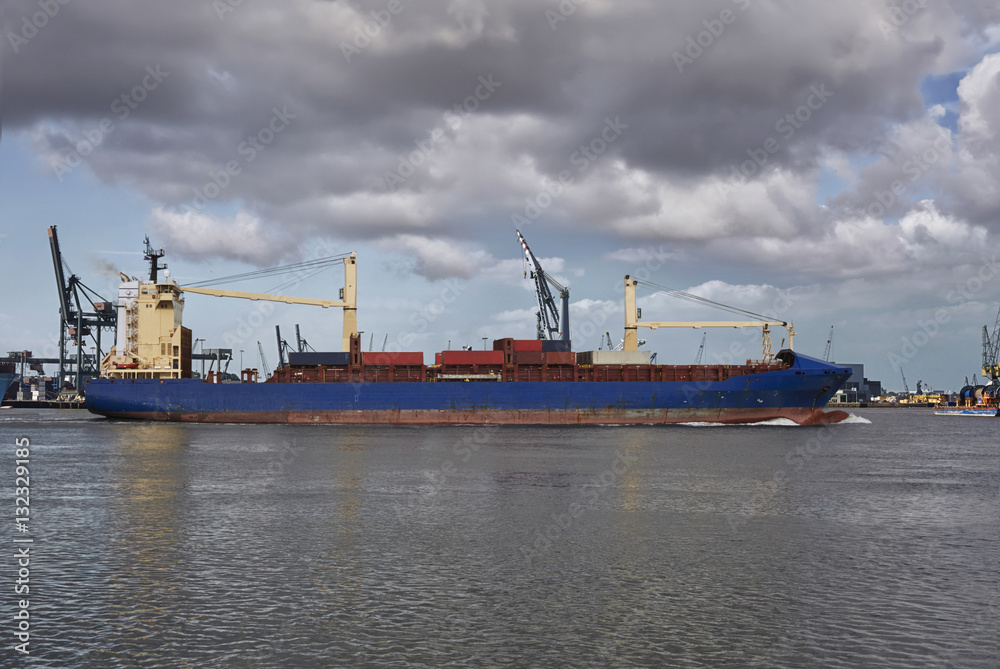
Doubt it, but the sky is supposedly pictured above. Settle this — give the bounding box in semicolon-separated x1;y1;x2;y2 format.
1;0;999;392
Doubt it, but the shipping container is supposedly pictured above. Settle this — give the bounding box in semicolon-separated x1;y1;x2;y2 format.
362;351;424;366
288;351;351;366
577;350;653;365
440;350;505;365
541;339;572;352
515;351;545;365
545;351;576;365
512;340;544;352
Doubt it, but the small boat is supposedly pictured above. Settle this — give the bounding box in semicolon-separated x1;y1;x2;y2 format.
934;384;999;417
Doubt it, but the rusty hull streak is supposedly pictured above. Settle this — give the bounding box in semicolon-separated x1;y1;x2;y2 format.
103;407;848;426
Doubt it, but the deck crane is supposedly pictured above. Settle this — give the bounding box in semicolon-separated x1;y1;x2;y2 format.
823;326;834;361
982;306;1000;381
182;253;358;352
622;277;794;362
516;230;569;341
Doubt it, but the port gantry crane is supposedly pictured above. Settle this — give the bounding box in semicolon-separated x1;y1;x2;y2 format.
694;332;707;364
47;225;118;392
982;306;1000;382
622;276;794;362
516;229;569;341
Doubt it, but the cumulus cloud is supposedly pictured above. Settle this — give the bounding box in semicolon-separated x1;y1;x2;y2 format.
6;0;998;276
147;207;299;265
378;234;494;280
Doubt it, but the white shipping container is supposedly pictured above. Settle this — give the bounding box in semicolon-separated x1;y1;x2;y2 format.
577;350;652;365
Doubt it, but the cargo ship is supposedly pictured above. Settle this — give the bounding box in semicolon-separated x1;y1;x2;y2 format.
84;245;853;425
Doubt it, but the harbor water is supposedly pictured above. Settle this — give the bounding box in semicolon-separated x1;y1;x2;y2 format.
0;408;996;668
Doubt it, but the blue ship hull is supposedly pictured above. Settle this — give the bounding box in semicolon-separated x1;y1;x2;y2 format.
934;406;999;417
85;352;852;425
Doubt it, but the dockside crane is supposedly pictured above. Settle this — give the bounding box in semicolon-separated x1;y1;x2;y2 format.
47;226;117;392
516;230;570;341
982;306;1000;381
257;341;269;379
900;368;910;395
695;333;707;364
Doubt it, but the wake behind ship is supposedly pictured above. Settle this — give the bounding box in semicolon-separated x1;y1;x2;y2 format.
85;239;853;426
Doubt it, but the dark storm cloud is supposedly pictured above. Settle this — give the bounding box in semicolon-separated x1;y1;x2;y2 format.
4;0;999;274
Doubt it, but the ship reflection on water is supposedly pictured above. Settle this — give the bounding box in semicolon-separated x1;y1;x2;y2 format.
10;411;995;668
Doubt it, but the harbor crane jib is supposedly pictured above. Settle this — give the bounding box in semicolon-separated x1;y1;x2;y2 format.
623;276;794;362
516;229;569;341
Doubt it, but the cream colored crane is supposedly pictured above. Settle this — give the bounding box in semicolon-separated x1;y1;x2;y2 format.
182;253;358;352
623;276;794;363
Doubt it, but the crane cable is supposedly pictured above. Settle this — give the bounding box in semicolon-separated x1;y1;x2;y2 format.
184;254;352;289
636;279;785;324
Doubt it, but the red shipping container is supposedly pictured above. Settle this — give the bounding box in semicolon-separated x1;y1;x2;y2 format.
440;350;504;365
515;351;545;365
493;338;513;351
546;352;576;365
362;351;424;366
512;339;544;352
435;352;442;365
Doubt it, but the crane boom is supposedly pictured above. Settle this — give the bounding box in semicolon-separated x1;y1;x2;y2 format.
516;230;569;340
180;252;358;352
824;325;834;361
623;276;793;361
180;286;343;308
